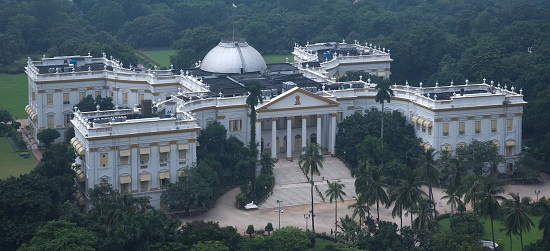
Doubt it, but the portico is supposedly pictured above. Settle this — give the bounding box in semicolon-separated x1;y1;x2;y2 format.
255;87;339;160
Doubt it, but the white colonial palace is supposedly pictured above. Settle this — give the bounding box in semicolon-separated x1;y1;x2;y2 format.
24;38;525;209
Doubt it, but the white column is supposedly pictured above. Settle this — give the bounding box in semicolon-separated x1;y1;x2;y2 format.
331;113;337;154
189;138;197;164
256;119;262;159
301;115;307;152
286;117;292;160
316;114;322;149
271;118;277;158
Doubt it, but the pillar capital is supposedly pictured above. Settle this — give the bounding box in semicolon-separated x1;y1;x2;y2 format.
302;115;308;119
316;114;323;118
330;113;337;117
256;118;263;122
272;117;278;121
287;116;293;120
188;138;197;143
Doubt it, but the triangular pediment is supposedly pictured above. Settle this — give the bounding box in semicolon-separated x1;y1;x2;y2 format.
256;87;339;112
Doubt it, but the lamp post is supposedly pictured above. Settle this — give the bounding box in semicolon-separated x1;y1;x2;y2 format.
277;200;283;229
304;213;311;231
535;190;541;202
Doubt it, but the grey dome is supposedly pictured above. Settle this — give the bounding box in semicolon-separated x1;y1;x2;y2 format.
200;38;267;74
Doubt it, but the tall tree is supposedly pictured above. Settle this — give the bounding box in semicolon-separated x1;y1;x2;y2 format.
388;169;427;228
298;143;324;232
540;200;550;239
356;161;389;222
374;79;394;164
477;179;506;251
442;187;462;218
348;196;370;226
414;147;439;219
461;174;483;217
245;82;263;201
325;180;346;238
503;193;534;250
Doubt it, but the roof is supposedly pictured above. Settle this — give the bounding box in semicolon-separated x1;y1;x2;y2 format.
200;38;267;74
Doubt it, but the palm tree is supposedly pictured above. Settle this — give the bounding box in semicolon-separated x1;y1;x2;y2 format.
414;147;439;219
540;200;550;239
245;82;263;154
448;158;464;190
503;192;534;250
348;196;370;226
356;162;389;223
388;169;427;228
477;179;506;251
299;143;324;232
412;197;436;231
326;180;346;238
375;79;394;163
461;174;483;217
442;187;462;218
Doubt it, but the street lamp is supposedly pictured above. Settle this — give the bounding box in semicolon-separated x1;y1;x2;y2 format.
276;200;283;229
304;213;311;231
535;190;541;202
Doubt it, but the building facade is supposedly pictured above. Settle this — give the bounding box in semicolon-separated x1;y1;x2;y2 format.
25;39;526;209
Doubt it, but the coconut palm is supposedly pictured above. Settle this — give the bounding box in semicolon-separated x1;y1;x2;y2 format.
388;169;427;228
412;197;436;231
348;196;370;226
414;147;439;219
503;192;534;250
442;187;462;218
461;174;483;216
375;79;394;143
245;82;263;154
540;200;550;238
299;143;324;232
325;180;346;238
356;161;389;223
477;179;506;251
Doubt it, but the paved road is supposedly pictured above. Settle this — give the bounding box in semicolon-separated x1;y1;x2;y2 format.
180;156;550;235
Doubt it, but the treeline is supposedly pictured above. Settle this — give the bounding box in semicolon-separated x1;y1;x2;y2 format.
1;1;549;160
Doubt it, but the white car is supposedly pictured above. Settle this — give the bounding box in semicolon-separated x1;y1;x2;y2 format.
480;240;498;250
245;201;258;210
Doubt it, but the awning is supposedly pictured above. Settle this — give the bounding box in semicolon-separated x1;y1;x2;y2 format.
76;145;85;156
119;150;131;157
505;140;516;147
159;171;170;179
417;118;426;126
457;143;467;148
70;137;78;146
423;120;432;127
441;144;452;152
159;146;170;153
25;105;31;114
139;148;150;155
119;175;131;184
492;140;500;148
423;143;432;150
178;144;189;150
75;169;86;182
31;111;37;121
139;173;151;181
411;115;419;123
74;191;86;206
178;169;188;177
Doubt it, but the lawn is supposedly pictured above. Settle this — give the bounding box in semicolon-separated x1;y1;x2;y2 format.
0;137;37;179
139;50;176;68
264;54;294;64
438;214;543;250
0;73;28;119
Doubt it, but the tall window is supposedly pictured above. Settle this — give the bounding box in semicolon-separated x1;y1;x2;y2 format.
46;94;53;105
63;93;70;104
64;114;71;127
138;94;144;104
140;181;148;192
229;119;242;132
159;152;169;162
475;121;481;134
100;153;108;168
507;119;513;131
442;123;449;136
120;183;129;193
122;93;128;104
95;91;101;97
47;115;54;128
140;154;149;164
79;92;86;101
506;146;513;156
119;150;130;165
458;122;465;135
491;120;497;132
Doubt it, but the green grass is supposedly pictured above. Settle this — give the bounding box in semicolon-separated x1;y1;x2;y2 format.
438;214;543;250
0;73;28;119
139;50;176;67
0;137;37;179
308;237;335;250
264;54;294;64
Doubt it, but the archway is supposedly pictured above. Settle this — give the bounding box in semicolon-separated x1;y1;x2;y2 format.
295;135;302;152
